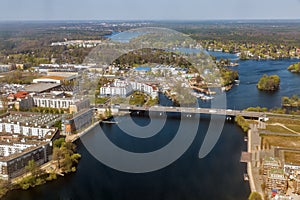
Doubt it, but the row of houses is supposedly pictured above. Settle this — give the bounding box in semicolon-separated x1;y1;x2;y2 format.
0;112;60;180
99;79;158;98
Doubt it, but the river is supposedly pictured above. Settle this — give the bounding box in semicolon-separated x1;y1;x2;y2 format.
3;52;300;200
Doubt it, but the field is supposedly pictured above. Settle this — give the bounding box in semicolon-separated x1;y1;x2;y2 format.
284;151;300;165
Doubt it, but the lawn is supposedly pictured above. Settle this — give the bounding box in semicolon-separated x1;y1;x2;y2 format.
261;135;300;149
265;125;296;134
284;152;300;165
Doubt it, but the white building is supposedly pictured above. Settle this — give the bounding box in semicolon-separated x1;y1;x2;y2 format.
33;76;64;84
0;142;36;157
33;96;74;109
99;79;158;98
33;95;89;114
100;80;133;97
0;65;13;72
151;65;187;76
130;81;158;98
0;122;54;138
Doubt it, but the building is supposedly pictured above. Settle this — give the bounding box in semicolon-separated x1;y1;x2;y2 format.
33;76;66;84
294;174;300;194
133;66;151;74
130;81;158;98
12;91;34;111
151;65;187;76
0;65;13;72
33;94;89;113
62;109;93;135
69;99;90;114
24;83;61;94
0;112;60;180
33;95;74;109
99;79;159;98
100;80;133;97
0;141;38;157
0;142;52;179
265;168;288;194
0;112;60;138
262;157;281;175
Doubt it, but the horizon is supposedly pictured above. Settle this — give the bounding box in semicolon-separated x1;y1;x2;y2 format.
1;0;300;21
1;19;300;23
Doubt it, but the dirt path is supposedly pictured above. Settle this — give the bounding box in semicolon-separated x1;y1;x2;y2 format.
269;123;300;135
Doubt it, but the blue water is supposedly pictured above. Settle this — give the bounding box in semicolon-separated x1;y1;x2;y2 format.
4;51;300;200
226;59;300;110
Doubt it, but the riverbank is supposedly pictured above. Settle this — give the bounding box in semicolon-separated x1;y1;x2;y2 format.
247;124;265;199
0;137;82;199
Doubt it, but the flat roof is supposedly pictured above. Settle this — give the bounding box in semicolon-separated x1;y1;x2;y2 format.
38;76;66;80
134;67;151;71
24;83;61;93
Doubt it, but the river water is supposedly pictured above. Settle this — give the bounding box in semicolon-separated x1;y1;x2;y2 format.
3;53;300;200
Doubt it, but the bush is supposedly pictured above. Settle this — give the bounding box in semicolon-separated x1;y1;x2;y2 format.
288;62;300;73
246;106;268;112
248;192;262;200
235;115;250;132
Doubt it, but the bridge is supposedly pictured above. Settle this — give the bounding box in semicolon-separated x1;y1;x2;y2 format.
117;105;266;119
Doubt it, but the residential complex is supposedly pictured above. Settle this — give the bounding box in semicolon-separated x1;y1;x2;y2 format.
99;79;159;98
0;112;60;179
62;109;93;135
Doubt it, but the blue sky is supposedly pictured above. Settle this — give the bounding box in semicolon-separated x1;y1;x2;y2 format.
1;0;300;21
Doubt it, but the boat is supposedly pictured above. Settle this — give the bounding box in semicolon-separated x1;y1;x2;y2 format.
244;174;249;181
201;95;214;100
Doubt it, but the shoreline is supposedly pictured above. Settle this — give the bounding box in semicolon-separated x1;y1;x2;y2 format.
247;124;265;199
247;128;257;192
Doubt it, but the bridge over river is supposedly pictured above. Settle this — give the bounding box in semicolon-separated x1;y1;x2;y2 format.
117;105;266;119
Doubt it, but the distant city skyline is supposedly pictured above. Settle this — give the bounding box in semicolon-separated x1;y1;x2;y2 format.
0;0;300;21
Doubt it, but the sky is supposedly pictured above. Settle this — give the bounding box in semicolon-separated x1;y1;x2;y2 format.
1;0;300;21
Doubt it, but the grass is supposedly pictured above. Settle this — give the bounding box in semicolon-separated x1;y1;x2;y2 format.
95;97;109;104
265;125;296;134
261;135;300;149
0;71;41;84
284;152;300;165
267;117;300;125
285;124;300;133
111;97;128;104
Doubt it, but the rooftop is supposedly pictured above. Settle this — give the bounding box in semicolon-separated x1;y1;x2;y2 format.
0;112;61;128
38;76;66;81
24;83;61;93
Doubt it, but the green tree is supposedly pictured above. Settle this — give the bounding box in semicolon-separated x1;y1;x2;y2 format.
25;160;43;178
248;192;262;200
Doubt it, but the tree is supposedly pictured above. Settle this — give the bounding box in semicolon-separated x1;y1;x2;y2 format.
52;147;64;169
25;160;43;178
248;192;262;200
53;138;65;148
52;138;81;173
0;96;8;112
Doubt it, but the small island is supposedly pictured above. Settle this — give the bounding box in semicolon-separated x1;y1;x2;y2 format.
257;74;280;91
282;95;300;107
288;62;300;73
